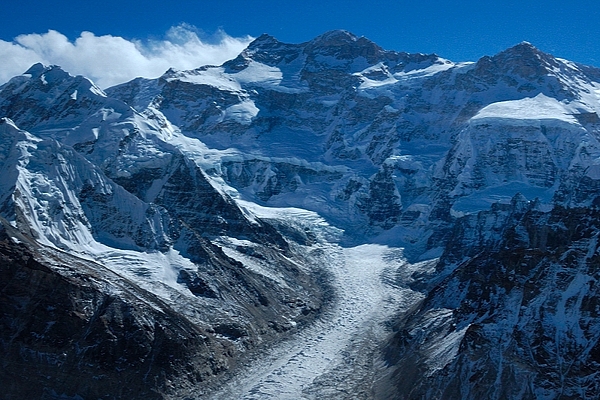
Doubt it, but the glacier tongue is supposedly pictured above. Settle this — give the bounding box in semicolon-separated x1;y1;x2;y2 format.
209;240;419;399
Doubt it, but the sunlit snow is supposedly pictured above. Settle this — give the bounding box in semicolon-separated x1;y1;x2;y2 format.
471;94;580;126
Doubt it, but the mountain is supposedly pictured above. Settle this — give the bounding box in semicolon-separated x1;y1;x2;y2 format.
0;67;327;399
106;35;600;255
381;195;600;399
2;30;600;399
105;30;450;240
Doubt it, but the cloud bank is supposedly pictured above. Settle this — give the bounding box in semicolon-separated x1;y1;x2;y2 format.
0;25;253;88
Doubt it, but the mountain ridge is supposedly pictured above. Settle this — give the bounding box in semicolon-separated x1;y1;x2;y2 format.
2;31;600;399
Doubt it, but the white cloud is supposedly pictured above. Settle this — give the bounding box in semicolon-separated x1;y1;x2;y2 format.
0;25;253;88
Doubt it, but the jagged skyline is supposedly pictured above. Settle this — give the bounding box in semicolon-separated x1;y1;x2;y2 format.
2;0;600;72
2;22;600;399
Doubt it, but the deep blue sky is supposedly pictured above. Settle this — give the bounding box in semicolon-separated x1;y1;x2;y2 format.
3;0;600;66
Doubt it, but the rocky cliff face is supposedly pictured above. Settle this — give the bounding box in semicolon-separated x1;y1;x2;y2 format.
0;221;230;400
381;195;600;399
105;30;453;238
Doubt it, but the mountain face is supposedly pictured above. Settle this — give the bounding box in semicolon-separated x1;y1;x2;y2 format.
106;35;600;254
2;30;600;399
0;64;327;399
0;221;230;399
381;195;600;399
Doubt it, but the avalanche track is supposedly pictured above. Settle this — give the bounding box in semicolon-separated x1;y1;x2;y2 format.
207;235;422;399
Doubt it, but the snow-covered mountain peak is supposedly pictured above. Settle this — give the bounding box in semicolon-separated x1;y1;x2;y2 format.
303;30;389;70
98;34;600;238
142;30;447;103
308;29;360;45
247;33;280;47
504;40;541;53
228;34;303;69
494;41;550;62
25;63;71;84
471;42;550;75
5;32;600;399
23;62;49;78
13;63;106;97
0;64;131;133
460;42;600;107
237;30;418;75
243;30;368;58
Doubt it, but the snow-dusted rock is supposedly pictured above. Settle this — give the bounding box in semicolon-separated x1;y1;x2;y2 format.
2;30;600;399
383;195;600;399
0;64;328;399
104;34;600;249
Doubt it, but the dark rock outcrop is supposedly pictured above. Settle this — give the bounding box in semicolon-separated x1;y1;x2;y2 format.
381;197;600;399
0;226;229;399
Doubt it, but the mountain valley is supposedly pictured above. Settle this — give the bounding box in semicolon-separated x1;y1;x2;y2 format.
1;30;600;399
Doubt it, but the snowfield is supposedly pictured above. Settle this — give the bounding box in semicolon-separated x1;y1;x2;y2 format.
470;93;580;127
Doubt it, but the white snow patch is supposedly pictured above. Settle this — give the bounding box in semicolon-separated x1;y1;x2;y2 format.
88;83;106;97
217;236;289;287
426;324;470;374
356;63;398;89
91;247;194;295
320;99;338;107
170;67;242;92
451;182;555;214
232;61;283;87
223;99;259;125
358;76;398;89
169;60;305;94
585;164;600;180
471;94;580;127
394;60;455;80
